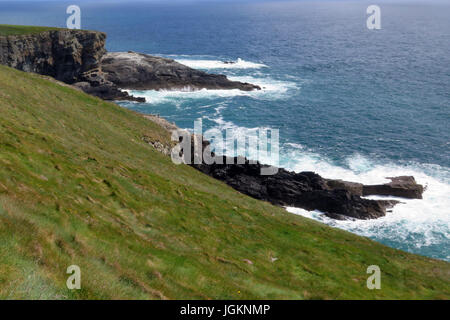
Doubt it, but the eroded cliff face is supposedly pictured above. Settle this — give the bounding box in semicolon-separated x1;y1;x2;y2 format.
0;29;106;83
0;29;260;102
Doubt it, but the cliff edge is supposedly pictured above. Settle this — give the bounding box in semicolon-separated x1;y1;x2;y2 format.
0;26;260;102
0;29;106;83
1;64;448;299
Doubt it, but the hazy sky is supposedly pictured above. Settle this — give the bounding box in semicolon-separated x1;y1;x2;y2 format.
0;0;443;1
0;0;447;4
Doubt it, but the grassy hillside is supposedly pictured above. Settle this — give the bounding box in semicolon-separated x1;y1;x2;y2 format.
0;25;62;36
0;65;448;299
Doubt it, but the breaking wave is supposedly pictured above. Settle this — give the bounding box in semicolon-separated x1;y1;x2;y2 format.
124;76;299;104
282;145;450;261
202;109;450;261
175;58;268;70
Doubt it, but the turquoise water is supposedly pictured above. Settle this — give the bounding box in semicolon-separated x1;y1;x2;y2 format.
1;1;449;261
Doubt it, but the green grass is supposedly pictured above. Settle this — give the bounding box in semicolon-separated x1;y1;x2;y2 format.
0;65;448;299
0;25;62;36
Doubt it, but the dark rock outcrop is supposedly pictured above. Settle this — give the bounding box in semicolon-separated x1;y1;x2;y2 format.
0;29;106;83
0;29;138;101
192;157;401;220
73;68;145;102
100;52;261;91
362;176;424;199
0;30;260;101
1;28;424;220
325;179;364;196
170;135;423;220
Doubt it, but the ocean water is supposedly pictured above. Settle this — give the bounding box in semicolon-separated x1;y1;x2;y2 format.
0;1;448;261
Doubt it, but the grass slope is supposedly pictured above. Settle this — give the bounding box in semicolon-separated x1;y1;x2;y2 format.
0;65;448;299
0;25;62;36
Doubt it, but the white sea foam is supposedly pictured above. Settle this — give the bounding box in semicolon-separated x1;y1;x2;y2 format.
175;58;267;70
200;105;280;165
122;54;448;260
200;113;450;259
125;76;298;104
282;146;450;260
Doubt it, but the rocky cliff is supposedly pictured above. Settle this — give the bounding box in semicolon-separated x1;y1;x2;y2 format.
0;29;106;83
0;29;138;101
141;121;424;220
191;154;423;220
0;28;260;101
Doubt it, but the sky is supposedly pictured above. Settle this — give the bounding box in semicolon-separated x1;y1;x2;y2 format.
1;0;448;2
0;0;448;5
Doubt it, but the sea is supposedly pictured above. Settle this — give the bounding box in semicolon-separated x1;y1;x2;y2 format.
0;0;448;261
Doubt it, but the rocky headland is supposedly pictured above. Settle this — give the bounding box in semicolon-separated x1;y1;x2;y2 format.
101;52;260;91
145;122;424;220
193;157;422;220
0;27;424;221
0;29;260;102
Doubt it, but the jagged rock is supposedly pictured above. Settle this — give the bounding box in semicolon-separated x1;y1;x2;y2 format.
74;69;145;102
73;81;144;102
192;156;394;220
0;30;146;101
325;179;364;196
100;52;261;91
136;123;423;221
0;29;106;83
0;30;260;102
362;176;424;199
292;189;387;220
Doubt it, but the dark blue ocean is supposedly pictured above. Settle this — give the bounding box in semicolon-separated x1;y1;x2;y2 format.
1;0;449;261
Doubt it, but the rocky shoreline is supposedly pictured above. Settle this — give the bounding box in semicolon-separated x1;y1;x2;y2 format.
143;117;424;220
0;28;425;221
194;160;422;220
0;29;260;102
101;51;260;92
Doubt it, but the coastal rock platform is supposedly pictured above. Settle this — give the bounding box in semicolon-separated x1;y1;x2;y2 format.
101;52;261;92
0;29;260;102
